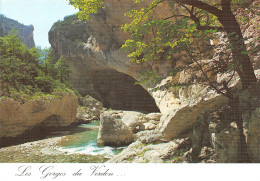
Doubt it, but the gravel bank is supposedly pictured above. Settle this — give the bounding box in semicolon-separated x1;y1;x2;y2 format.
0;136;108;163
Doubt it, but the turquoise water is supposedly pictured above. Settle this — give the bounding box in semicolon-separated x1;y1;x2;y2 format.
57;121;124;157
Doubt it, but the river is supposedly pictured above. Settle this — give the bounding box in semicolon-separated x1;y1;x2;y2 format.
0;121;124;163
56;121;124;157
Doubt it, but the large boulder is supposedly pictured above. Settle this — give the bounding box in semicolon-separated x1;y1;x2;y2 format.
97;111;135;147
157;95;229;141
0;94;78;138
121;111;145;133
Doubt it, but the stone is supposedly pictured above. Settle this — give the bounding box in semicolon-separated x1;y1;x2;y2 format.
108;139;188;163
143;123;157;130
214;125;240;163
190;106;246;163
247;107;260;162
75;95;104;124
74;107;96;124
79;95;103;113
158;95;229;141
149;120;160;125
136;130;163;144
192;111;211;161
0;94;78;138
121;111;145;133
144;113;162;122
98;111;159;134
97;111;135;147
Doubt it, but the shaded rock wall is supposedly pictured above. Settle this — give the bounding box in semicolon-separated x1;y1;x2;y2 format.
49;20;160;113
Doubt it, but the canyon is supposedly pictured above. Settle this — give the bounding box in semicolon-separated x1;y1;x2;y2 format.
0;0;259;163
48;0;260;162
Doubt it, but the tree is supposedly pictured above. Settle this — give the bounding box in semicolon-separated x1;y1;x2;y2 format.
55;56;71;84
0;30;72;96
68;0;258;162
68;0;257;90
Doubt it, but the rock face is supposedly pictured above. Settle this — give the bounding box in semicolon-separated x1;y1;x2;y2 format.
97;111;135;147
49;0;259;114
97;111;162;146
191;109;241;163
48;1;259;163
0;94;78;138
49;18;160;113
108;138;191;163
158;95;229;141
0;15;35;48
247;108;260;162
75;95;104;124
190;82;260;163
121;111;161;133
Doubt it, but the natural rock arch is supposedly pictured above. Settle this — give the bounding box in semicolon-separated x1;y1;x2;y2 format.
79;70;160;113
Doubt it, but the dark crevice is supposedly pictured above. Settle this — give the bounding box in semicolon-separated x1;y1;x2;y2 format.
83;70;160;113
0;124;89;148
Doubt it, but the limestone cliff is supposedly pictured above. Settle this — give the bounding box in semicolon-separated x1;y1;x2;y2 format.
0;14;35;48
0;94;78;138
49;0;259;114
49;14;161;113
48;0;260;163
48;12;184;113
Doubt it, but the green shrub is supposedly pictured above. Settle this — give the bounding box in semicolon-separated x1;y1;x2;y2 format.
0;29;75;102
51;14;79;29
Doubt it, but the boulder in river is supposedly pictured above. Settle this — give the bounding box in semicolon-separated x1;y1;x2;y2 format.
97;111;135;147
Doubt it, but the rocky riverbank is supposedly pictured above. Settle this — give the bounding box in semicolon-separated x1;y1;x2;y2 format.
0;130;108;163
0;93;78;138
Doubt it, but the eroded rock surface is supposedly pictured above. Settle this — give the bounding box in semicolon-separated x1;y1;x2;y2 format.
248;108;260;162
97;111;162;146
108;138;191;163
0;94;78;138
97;111;135;147
48;1;260;163
75;95;104;124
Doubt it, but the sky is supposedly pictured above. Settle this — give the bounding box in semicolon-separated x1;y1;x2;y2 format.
0;0;78;48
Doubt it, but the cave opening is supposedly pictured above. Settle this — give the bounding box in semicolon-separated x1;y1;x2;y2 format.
82;70;160;113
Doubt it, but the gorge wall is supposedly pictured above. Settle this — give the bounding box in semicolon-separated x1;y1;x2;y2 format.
0;14;35;48
49;0;186;113
49;14;163;113
49;0;259;116
48;1;260;163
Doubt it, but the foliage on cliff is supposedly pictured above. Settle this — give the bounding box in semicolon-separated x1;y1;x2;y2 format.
0;15;25;36
51;14;80;29
68;0;259;163
0;29;73;102
0;14;35;48
68;0;257;91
